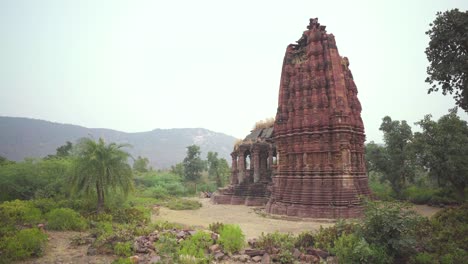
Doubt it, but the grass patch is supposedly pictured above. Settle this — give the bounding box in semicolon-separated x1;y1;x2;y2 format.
165;198;202;210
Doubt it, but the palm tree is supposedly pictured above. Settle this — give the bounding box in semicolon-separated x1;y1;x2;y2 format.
71;137;133;213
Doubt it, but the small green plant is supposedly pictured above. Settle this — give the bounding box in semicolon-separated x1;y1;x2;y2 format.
0;200;42;228
409;252;437;264
314;220;356;250
256;231;295;254
294;231;315;250
331;233;392;264
112;207;150;224
46;208;87;231
112;258;133;264
114;241;133;257
208;222;224;234
179;231;213;263
165;198;202;210
0;228;48;261
155;232;179;261
218;224;245;254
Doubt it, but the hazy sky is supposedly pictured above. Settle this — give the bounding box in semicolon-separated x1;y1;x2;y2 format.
1;0;467;143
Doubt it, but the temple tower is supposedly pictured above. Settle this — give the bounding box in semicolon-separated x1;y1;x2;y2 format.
265;18;371;218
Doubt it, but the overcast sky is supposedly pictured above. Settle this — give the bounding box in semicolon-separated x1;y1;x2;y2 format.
1;0;467;143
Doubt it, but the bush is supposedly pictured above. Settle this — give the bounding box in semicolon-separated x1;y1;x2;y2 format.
403;186;436;204
46;208;87;231
361;200;423;259
409;252;438;264
179;231;213;263
112;207;150;224
114;241;133;257
256;232;295;254
0;200;42;228
332;233;392;264
314;219;356;251
0;228;48;261
218;224;245;254
294;231;315;250
165;198;202;210
155;232;179;261
208;222;224;234
369;177;395;201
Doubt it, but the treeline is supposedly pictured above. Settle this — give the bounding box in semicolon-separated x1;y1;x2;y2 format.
366;108;468;204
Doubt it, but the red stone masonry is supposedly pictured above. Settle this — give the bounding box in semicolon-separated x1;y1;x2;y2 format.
265;18;371;218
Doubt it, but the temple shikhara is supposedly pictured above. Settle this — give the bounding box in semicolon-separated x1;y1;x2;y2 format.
213;18;371;218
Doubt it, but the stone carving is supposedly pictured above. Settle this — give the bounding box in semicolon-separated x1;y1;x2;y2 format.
213;18;371;218
211;127;276;206
265;18;371;218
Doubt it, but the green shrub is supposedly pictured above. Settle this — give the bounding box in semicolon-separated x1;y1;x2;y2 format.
332;233;392;264
369;176;395;201
403;186;436;204
409;252;438;264
114;241;133;257
218;224;245;254
0;200;42;228
179;231;213;263
314;220;356;250
294;231;315;250
46;208;87;231
0;228;48;261
208;222;224;234
165;198;202;210
155;232;179;261
256;232;295;254
361;200;423;259
112;207;150;224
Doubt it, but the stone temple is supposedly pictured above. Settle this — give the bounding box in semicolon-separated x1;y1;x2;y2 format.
213;18;371;218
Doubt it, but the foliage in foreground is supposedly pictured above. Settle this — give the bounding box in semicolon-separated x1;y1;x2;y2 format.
218;224;245;254
0;228;48;261
46;208;87;231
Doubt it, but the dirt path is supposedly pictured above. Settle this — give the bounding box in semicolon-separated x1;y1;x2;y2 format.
154;198;334;239
19;231;115;264
154;198;443;239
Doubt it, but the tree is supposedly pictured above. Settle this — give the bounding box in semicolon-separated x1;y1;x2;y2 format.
70;138;133;213
171;162;185;177
0;156;15;166
133;156;150;173
183;145;205;191
207;152;231;187
365;141;387;175
377;117;416;196
425;9;468;111
413;108;468;199
45;141;73;159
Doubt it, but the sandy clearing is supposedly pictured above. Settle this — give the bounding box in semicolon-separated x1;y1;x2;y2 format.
154;198;442;239
154;198;334;239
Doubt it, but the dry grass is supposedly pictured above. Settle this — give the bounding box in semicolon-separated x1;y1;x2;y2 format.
253;117;275;130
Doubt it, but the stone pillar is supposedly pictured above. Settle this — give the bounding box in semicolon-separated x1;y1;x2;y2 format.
238;153;245;184
268;150;273;170
231;153;238;184
253;150;260;183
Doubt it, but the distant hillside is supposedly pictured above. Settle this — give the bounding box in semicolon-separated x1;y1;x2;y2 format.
0;117;237;169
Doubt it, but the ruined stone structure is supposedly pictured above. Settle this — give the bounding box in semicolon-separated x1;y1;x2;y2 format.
213;18;371;218
265;18;371;218
212;127;276;206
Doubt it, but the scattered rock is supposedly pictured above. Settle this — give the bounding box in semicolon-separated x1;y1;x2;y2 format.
248;238;258;247
129;255;139;264
301;254;319;263
214;252;225;260
252;255;262;262
306;248;329;259
261;253;271;264
209;244;221;253
176;231;186;239
238;254;250;262
293;248;301;259
86;246;97;256
326;256;338;264
149;255;161;264
244;248;265;257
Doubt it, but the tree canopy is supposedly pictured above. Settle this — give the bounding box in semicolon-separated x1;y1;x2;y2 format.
70;138;133;213
425;9;468;111
413;108;468;199
182;145;204;184
133;156;150;173
207;151;230;187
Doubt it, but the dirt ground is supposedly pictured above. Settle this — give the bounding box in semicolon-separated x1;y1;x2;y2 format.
154;198;442;239
19;231;116;264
